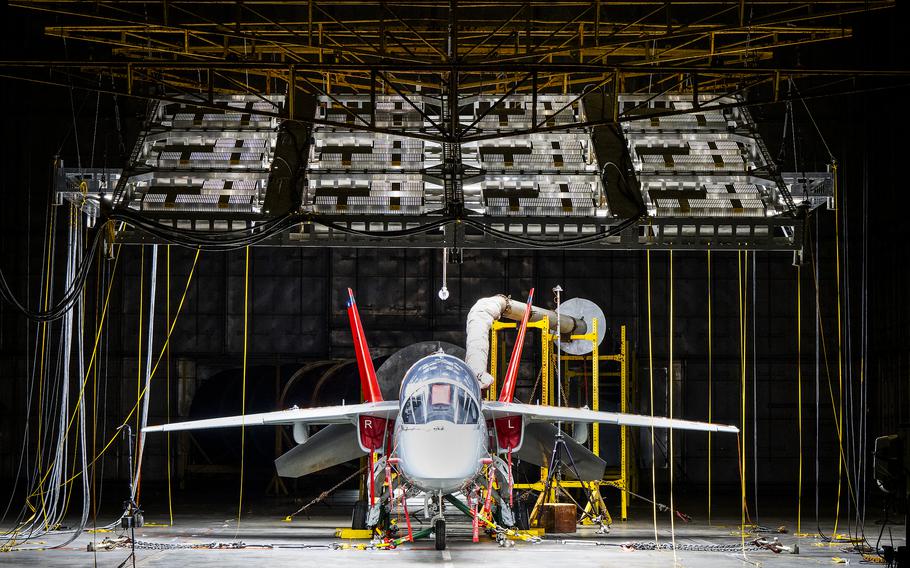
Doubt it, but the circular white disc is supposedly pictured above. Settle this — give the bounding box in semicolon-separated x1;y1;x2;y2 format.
557;298;607;355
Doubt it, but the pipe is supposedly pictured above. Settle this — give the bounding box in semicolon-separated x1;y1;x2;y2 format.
464;294;586;389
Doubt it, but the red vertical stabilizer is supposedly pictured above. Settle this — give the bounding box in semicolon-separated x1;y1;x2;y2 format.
498;289;534;403
346;288;383;402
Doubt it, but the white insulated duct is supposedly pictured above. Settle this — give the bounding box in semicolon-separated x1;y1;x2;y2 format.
464;294;589;389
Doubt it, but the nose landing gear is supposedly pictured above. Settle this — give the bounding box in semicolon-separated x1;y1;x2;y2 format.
434;518;446;550
432;491;447;550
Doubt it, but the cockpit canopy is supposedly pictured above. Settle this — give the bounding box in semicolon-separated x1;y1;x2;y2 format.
399;354;481;425
401;382;479;424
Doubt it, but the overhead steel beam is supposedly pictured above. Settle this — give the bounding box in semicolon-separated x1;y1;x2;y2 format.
5;61;908;77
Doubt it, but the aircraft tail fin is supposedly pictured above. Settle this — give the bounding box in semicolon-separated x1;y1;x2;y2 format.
347;288;383;402
498;288;534;403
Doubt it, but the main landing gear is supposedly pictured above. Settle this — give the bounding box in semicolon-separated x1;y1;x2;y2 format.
351;500;369;530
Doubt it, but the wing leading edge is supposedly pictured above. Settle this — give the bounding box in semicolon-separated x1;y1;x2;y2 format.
483;401;739;434
143;400;399;433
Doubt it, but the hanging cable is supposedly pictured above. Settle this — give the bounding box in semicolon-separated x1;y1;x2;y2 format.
752;251;759;524
4;244;123;545
738;251;748;523
89;85;100;169
1;207;642;323
36;206;59;527
667;251;678;563
16;248;199;547
134;248;144;481
858;148;870;536
34;202;57;529
707;249;713;526
0;223;105;323
66;70;83;174
57;206;90;549
461;215;641;249
808;218;836;542
842;157;856;542
792;81;860;541
133;245;159;504
91;239;101;530
832;161;846;539
1;207;108;550
790;79;835;164
797;262;804;535
165;245;174;526
0;189;53;530
645;250;659;546
73;214;90;550
806;216;866;544
236;247;251;535
737;249;754;544
734;256;749;561
61;211;88;523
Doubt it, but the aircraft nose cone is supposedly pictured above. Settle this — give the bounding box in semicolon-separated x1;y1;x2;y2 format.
398;423;482;492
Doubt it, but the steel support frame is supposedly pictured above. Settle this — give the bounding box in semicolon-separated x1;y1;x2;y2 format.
490;318;632;523
563;324;632;521
16;0;888;72
105;214;803;251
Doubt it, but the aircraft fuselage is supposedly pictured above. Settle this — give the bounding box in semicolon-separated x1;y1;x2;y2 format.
392;353;489;494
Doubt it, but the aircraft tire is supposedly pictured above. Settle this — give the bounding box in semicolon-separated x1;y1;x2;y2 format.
351;500;368;530
513;494;530;530
434;519;446;550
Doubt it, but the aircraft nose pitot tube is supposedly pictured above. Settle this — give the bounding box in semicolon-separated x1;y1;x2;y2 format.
464;294;603;390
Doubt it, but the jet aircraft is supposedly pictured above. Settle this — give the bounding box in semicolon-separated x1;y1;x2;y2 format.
145;288;739;549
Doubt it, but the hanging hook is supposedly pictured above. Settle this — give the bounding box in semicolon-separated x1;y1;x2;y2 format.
438;248;450;300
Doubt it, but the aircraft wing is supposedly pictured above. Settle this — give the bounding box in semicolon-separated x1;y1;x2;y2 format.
143;400;399;433
482;401;739;434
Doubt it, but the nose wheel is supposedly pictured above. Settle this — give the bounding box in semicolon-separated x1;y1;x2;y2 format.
434;518;446;550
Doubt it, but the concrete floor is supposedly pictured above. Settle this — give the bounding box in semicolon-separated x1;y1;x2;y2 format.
2;500;903;567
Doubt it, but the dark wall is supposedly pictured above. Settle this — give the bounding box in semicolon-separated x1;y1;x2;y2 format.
0;239;875;500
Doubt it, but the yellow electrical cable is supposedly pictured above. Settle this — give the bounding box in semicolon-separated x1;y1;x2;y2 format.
8;232;121;539
166;244;173;526
26;206;71;531
33;203;57;529
796;265;803;535
806;232;860;517
237;246;251;533
806;201;856;541
4;217;91;555
707;249;712;525
91;236;101;524
20;243;123;501
797;262;803;535
646;250;659;545
668;250;678;564
738;432;747;554
743;250;749;520
37;248;198;493
60;207;84;520
136;246;145;490
832;161;846;538
738;250;747;549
